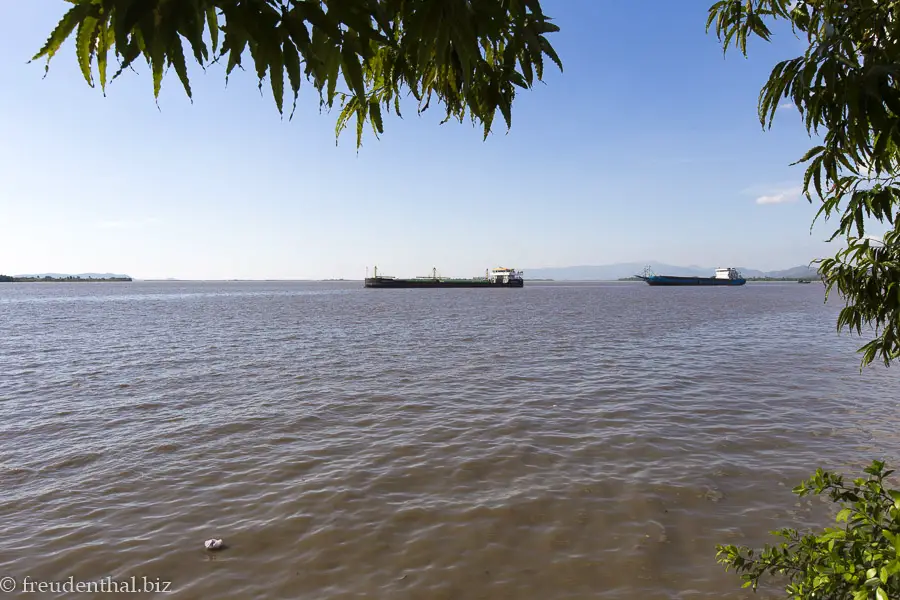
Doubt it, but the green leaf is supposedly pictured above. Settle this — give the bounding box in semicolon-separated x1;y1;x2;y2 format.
499;92;512;129
837;508;853;522
170;36;192;100
341;44;367;102
355;103;364;148
324;42;341;107
876;587;888;600
335;95;357;143
247;41;269;94
223;19;248;79
283;39;301;119
75;15;99;86
369;99;383;135
32;2;93;67
269;42;285;115
539;36;563;72
96;19;114;94
794;145;826;164
182;2;208;64
149;35;165;100
510;71;528;89
888;560;900;576
207;7;219;54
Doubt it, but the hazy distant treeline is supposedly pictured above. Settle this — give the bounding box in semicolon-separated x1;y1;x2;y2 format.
0;275;132;282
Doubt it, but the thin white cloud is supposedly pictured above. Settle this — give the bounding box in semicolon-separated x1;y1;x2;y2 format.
755;186;802;205
777;101;796;111
95;217;162;229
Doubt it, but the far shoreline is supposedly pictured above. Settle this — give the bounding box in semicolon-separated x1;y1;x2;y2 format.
0;275;132;283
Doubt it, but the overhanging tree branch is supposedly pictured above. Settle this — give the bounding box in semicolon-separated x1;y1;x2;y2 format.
34;0;563;147
708;0;900;368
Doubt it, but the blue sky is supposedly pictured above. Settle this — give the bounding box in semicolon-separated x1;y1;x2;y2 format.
0;1;851;279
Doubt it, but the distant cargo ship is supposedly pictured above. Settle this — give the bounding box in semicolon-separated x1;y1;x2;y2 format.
364;267;524;288
636;266;746;286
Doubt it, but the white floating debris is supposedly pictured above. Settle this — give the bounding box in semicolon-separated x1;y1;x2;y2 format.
204;539;225;551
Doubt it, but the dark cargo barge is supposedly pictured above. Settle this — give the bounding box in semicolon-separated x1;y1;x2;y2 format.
364;267;524;288
636;266;747;286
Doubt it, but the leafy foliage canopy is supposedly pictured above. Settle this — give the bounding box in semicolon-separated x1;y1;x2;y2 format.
718;461;900;600
35;0;562;146
708;0;900;367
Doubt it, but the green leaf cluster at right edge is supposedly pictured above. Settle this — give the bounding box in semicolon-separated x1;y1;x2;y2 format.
707;0;900;368
717;460;900;599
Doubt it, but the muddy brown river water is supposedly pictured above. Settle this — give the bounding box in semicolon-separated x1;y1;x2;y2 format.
2;281;898;599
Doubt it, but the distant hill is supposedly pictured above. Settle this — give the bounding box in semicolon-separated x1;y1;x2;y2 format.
763;265;821;279
523;262;818;281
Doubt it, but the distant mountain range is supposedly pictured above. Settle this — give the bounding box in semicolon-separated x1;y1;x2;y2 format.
523;263;821;281
13;272;132;279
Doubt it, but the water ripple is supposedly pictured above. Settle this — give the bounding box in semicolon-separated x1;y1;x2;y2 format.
0;281;897;599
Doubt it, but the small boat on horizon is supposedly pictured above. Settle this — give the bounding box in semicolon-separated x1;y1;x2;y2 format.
636;266;746;287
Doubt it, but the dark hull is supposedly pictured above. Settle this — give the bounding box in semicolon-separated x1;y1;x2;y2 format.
637;275;746;286
365;277;524;288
